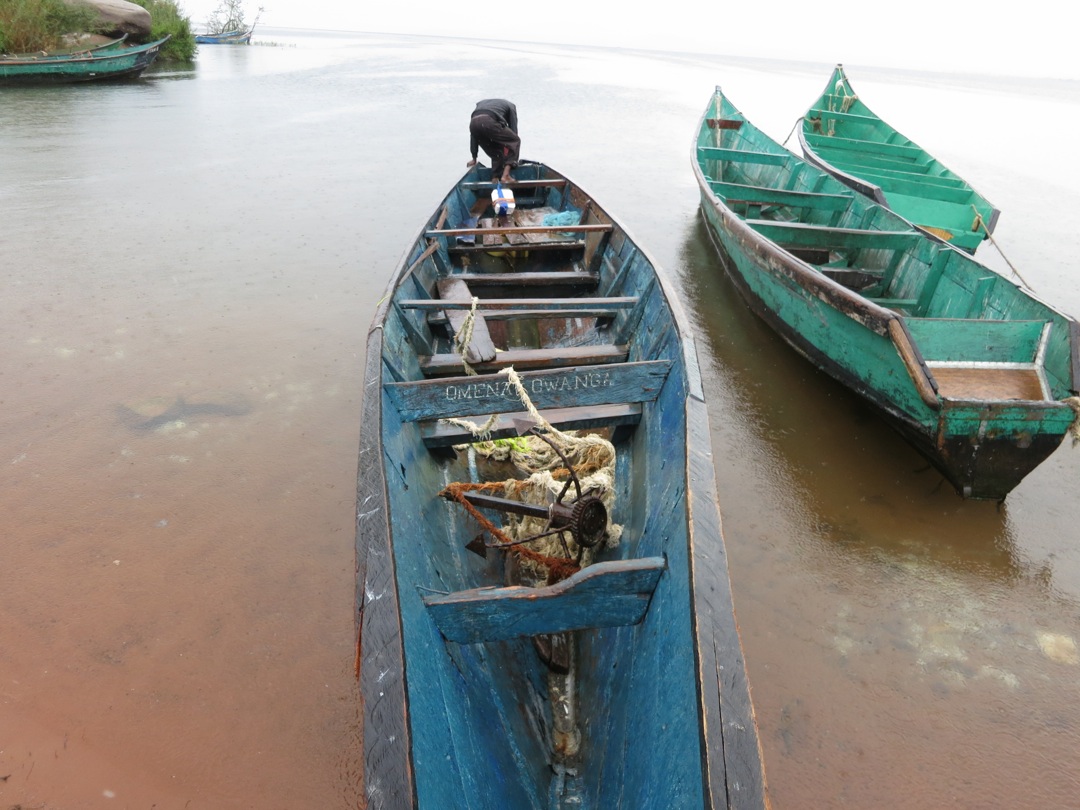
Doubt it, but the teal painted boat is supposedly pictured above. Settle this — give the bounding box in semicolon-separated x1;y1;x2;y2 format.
356;161;768;808
695;87;1080;500
799;64;1000;253
0;36;169;85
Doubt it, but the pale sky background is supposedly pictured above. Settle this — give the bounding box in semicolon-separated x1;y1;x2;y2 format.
180;0;1079;80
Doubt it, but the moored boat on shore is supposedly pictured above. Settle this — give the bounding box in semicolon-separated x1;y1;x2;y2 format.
0;36;168;85
695;86;1079;500
356;160;769;807
799;64;1000;253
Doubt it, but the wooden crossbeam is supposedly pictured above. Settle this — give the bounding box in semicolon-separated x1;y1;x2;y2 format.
451;271;600;288
399;296;638;311
384;360;672;421
709;179;853;211
420;345;628;376
746;219;922;251
697;146;791;166
419;402;642;448
427;224;613;238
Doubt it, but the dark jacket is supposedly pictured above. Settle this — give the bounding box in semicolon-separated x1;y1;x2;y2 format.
471;99;518;133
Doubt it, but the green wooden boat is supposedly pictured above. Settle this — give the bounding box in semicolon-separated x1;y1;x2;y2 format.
799;64;1000;253
695;86;1079;500
0;36;168;85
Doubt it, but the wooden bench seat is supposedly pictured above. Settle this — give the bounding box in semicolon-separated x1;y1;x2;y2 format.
423;557;667;643
384;360;672;422
450;271;600;291
399;296;638;312
746;219;923;251
697;146;791;166
419;402;643;448
420;345;629;377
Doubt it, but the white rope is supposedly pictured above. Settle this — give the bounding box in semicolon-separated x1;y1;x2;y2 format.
971;206;1034;291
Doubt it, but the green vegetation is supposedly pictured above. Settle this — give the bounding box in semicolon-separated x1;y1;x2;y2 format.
0;0;195;61
130;0;196;60
0;0;98;54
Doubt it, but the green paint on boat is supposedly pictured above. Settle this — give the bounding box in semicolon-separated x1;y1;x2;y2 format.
799;64;1000;254
695;87;1080;500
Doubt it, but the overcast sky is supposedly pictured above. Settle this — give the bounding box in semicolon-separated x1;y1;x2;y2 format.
180;0;1079;80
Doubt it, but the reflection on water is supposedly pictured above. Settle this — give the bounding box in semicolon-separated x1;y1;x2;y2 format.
2;29;1080;808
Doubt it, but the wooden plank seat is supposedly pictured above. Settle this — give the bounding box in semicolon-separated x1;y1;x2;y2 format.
746;219;923;251
399;296;638;312
435;277;497;364
458;179;570;190
384;360;672;422
450;271;600;291
697;146;792;166
803;130;926;161
420;344;629;377
428;306;625;326
419;402;643;448
708;180;854;212
423;557;667;643
429;224;612;238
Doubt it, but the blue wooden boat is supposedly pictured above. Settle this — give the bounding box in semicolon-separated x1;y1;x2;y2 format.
799;64;1000;253
695;87;1080;500
0;36;168;85
356;161;768;808
194;28;253;44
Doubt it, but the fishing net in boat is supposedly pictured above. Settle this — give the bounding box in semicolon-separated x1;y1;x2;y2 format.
439;367;622;583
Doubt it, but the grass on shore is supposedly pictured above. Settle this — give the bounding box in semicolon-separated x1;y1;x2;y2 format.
0;0;196;60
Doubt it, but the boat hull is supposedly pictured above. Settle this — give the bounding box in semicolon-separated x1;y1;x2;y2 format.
698;209;1073;499
357;162;767;807
0;37;168;85
695;88;1078;500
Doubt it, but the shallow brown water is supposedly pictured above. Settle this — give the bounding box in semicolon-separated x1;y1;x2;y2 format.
3;31;1080;808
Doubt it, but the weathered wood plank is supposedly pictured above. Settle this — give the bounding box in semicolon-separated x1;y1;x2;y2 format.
427;308;623;325
400;296;638;311
418;402;642;447
709;179;854;211
384;360;671;421
459;179;569;190
451;271;600;289
423;557;667;643
747;219;922;251
697;145;791;166
435;278;497;363
427;224;613;238
803;130;926;161
420;345;628;376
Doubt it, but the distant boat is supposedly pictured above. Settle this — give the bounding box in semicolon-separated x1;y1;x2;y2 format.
0;36;168;85
356;160;769;807
695;86;1080;500
195;27;254;44
799;64;1000;253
